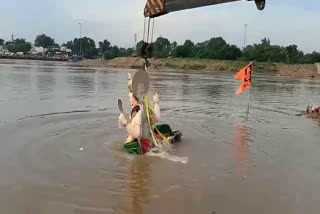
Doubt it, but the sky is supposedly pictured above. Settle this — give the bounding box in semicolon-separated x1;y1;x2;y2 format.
0;0;319;53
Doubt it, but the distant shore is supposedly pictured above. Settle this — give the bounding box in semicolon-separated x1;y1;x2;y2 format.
0;55;68;62
76;57;320;79
1;57;319;79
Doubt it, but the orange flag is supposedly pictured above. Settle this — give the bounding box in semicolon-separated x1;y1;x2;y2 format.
235;62;253;94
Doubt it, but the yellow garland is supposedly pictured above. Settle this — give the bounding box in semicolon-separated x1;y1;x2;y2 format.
155;126;170;144
144;94;170;145
144;95;158;147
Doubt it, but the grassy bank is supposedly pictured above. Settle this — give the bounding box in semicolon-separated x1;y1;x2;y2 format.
75;57;319;78
78;57;277;71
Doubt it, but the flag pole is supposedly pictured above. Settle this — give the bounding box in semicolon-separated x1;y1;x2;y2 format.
235;61;253;121
246;62;253;121
246;88;250;121
246;62;252;121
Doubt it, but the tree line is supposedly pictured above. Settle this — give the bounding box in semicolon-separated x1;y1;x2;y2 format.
137;37;320;64
0;34;134;59
1;34;320;64
63;38;134;59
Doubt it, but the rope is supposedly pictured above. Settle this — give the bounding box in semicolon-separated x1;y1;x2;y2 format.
143;17;146;42
144;94;158;147
146;18;151;43
151;18;155;43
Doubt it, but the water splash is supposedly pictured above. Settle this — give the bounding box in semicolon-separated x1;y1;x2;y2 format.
146;146;188;164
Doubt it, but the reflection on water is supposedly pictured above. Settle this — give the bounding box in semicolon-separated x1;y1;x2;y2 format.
114;157;152;214
232;125;251;169
128;157;152;214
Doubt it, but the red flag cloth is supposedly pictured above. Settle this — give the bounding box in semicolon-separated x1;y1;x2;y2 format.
235;62;253;94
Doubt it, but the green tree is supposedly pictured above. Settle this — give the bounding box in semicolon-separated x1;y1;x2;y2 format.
261;38;270;46
0;39;4;46
153;37;171;58
79;37;97;56
84;47;98;58
5;41;12;46
99;39;111;53
192;37;241;60
170;41;177;55
103;49;117;59
136;41;144;57
6;38;31;53
53;43;60;48
35;34;55;48
205;37;227;59
265;45;287;62
303;52;320;64
173;40;195;58
5;38;27;46
65;37;98;57
126;48;134;56
7;43;31;53
15;38;27;45
228;45;242;60
98;39;134;59
101;45;117;59
183;40;195;57
117;48;126;57
285;45;304;64
242;38;287;62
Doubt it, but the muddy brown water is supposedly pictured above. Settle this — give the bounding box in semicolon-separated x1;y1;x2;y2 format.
1;60;320;214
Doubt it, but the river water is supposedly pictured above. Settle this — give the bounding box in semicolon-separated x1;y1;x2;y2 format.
0;60;320;214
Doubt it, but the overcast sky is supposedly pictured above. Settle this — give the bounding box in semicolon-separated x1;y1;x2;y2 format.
0;0;319;53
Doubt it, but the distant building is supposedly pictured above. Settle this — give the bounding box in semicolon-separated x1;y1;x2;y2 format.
60;46;67;52
29;45;46;55
60;46;72;53
60;46;72;57
0;45;8;55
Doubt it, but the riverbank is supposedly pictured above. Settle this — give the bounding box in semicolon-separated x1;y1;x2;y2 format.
0;55;68;62
1;57;319;79
77;57;320;78
77;57;277;72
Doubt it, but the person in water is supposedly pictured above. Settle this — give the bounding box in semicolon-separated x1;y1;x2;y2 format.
306;105;320;114
118;72;160;145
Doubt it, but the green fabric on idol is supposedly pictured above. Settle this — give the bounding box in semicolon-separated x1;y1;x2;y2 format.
123;141;141;155
154;124;173;135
